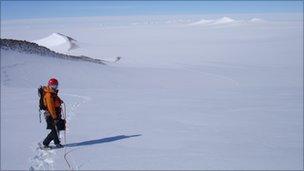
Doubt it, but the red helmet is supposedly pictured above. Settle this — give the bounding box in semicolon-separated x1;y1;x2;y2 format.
48;78;59;86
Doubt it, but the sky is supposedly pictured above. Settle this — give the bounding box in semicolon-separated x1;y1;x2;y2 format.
1;1;303;20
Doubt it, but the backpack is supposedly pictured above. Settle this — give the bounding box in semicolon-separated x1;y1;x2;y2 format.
38;86;47;111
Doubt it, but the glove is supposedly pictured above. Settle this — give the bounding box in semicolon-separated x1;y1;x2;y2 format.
53;119;59;125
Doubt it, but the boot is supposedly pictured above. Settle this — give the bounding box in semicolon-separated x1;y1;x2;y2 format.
55;143;64;148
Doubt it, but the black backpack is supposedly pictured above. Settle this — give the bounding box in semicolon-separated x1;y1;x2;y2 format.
38;86;47;111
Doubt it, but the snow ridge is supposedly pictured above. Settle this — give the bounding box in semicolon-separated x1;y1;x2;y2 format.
34;33;79;52
0;39;105;65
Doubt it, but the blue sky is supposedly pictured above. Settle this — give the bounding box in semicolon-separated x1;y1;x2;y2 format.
1;1;303;20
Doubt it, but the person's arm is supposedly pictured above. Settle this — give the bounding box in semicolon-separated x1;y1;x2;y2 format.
58;96;63;104
44;93;57;120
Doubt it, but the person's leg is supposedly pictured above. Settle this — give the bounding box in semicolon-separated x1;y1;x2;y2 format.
43;126;60;145
53;128;60;145
43;128;55;146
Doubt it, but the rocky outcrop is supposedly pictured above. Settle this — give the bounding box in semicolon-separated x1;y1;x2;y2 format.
0;38;106;65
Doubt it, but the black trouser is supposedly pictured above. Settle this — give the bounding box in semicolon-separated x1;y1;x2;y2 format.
43;123;60;146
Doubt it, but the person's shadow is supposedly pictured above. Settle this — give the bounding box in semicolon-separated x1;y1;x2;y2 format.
65;134;141;148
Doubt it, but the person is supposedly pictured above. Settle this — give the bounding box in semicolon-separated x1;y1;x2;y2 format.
42;78;64;148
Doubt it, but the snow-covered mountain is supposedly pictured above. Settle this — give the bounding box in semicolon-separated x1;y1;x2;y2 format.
249;18;266;23
189;17;238;26
1;38;105;65
188;17;266;26
188;18;213;25
34;33;79;53
212;17;236;24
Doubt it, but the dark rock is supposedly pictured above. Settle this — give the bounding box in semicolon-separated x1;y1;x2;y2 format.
0;38;106;65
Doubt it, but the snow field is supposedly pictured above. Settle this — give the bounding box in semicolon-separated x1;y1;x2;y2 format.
1;14;303;169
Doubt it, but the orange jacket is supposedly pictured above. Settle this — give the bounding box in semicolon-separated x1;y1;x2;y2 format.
43;86;62;119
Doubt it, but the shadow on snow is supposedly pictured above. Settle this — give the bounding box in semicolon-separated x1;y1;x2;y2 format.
65;134;141;148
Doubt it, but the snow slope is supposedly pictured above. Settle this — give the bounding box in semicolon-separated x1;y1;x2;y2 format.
34;33;79;53
1;14;303;170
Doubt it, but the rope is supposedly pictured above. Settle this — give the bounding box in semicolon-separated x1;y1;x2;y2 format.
39;109;42;123
62;102;73;170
